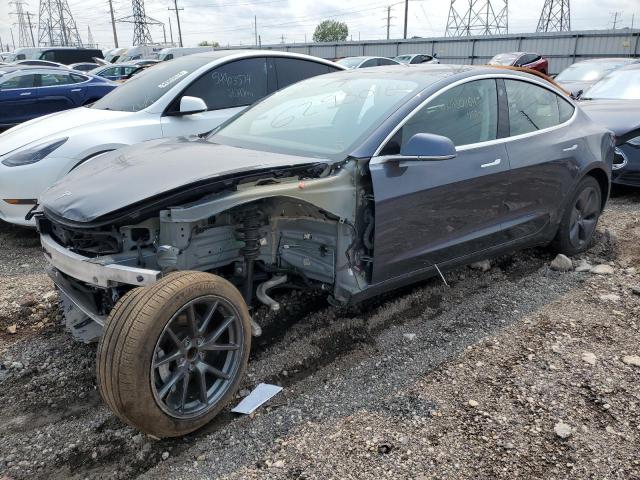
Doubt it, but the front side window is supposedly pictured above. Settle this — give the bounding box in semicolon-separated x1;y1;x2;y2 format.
0;73;37;89
392;79;498;150
360;59;377;68
274;58;335;90
505;79;566;136
180;58;268;111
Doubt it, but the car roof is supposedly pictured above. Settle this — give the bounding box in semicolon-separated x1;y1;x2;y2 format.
0;65;82;75
573;57;638;64
328;63;562;88
187;49;342;66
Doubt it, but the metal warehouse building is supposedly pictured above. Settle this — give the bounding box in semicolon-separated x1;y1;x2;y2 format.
227;29;640;75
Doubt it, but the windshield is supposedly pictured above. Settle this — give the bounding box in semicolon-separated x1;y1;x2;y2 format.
91;55;210;112
489;53;519;66
337;57;364;69
556;61;631;82
583;69;640;100
210;73;423;158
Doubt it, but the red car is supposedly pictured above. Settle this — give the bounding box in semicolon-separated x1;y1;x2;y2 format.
488;52;549;75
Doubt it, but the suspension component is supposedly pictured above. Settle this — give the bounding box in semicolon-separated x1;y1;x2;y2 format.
237;208;263;304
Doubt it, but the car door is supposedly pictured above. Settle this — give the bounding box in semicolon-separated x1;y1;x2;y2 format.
0;72;38;125
160;57;269;138
500;78;580;242
36;72;87;114
369;78;510;283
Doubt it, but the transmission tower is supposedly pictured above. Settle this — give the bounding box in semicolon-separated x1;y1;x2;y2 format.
537;0;570;32
87;26;95;47
10;1;35;47
445;0;508;37
38;0;83;46
118;0;162;46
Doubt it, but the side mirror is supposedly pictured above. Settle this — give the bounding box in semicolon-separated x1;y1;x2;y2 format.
179;96;207;115
400;133;456;160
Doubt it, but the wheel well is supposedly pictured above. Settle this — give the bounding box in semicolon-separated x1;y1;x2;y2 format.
584;168;609;211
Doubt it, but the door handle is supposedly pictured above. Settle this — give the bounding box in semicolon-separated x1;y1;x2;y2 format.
481;158;501;168
562;144;578;152
19;92;31;96
70;88;82;92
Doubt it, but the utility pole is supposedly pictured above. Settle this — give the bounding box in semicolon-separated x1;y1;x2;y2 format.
611;11;621;29
403;0;408;38
168;0;183;47
162;22;167;44
254;15;258;46
168;16;174;45
387;6;391;39
26;11;35;47
108;0;119;47
10;28;15;49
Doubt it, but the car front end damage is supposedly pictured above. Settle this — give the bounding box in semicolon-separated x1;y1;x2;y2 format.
37;159;373;343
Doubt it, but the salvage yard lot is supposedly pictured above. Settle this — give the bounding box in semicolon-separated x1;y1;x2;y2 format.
0;192;639;480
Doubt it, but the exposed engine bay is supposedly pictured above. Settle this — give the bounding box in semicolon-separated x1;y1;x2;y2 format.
39;160;375;342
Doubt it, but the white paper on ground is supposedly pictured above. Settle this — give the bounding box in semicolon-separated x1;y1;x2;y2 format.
231;383;283;415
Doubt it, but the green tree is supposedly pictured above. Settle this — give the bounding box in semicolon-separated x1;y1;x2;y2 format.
313;20;348;42
198;40;220;47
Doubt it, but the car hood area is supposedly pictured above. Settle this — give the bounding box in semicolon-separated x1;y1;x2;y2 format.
579;99;640;143
40;136;329;224
0;107;133;156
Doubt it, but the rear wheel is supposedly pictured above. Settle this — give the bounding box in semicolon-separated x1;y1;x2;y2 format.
97;271;251;437
552;176;602;255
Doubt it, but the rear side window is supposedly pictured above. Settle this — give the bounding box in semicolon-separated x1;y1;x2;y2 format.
0;73;37;89
274;58;335;90
377;58;398;66
558;97;575;123
181;58;268;110
505;80;567;136
39;73;75;87
392;79;498;149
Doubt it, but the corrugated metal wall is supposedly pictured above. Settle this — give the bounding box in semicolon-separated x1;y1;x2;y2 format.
223;29;640;74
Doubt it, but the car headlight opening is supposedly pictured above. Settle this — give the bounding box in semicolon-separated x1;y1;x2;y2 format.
1;138;68;167
612;147;628;171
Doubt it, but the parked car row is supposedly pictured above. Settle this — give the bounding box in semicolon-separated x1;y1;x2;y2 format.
0;48;636;438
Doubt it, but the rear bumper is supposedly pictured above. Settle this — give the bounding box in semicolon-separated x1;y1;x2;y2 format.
41;233;161;288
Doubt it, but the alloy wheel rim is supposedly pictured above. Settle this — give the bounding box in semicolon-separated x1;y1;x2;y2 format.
568;186;599;250
151;295;243;419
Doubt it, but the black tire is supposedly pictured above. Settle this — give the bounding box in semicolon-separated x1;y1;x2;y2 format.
97;271;251;438
552;176;602;256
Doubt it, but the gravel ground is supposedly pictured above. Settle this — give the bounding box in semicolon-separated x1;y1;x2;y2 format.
0;191;638;480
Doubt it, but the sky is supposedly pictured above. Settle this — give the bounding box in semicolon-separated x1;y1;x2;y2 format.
1;0;639;51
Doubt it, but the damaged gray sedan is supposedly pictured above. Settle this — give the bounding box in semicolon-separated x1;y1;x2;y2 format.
34;65;613;437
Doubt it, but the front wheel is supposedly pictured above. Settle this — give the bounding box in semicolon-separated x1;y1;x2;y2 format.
97;271;251;438
552;176;602;256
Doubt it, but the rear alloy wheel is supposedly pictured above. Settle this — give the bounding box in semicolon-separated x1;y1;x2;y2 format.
553;176;602;255
97;271;251;438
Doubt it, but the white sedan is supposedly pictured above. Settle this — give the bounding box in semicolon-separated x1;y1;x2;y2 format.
0;50;344;226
